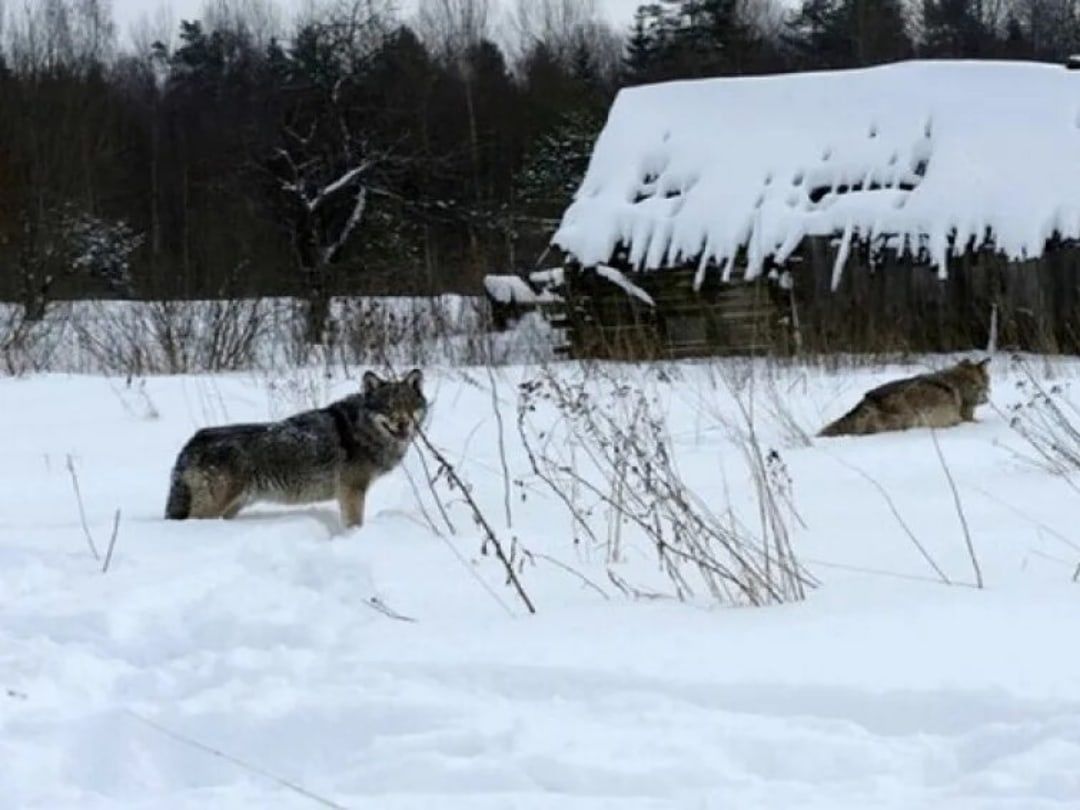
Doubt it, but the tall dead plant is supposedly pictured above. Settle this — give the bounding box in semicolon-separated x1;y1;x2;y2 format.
1004;355;1080;481
516;364;814;606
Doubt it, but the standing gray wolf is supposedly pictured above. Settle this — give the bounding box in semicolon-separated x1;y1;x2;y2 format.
165;369;427;526
818;358;990;437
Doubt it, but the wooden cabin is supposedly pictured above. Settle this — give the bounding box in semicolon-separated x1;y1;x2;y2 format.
538;60;1080;359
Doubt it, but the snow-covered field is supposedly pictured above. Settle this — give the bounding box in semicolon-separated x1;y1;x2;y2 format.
4;355;1080;809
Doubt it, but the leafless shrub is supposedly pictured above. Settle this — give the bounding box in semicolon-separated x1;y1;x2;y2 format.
393;382;536;616
1004;355;1080;480
150;299;269;373
330;295;551;368
1000;356;1080;582
516;364;814;607
5;292;550;376
71;299;271;375
413;425;536;615
702;366;816;600
334;297;451;367
0;303;70;375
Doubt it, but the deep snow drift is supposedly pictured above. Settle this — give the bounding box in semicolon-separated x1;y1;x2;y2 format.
554;60;1080;280
3;356;1080;808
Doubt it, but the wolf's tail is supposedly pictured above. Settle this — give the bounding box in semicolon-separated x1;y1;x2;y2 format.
818;403;865;437
165;468;191;520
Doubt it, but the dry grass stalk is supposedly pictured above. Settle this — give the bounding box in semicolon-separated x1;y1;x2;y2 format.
413;425;537;616
65;455;100;561
102;509;121;574
929;428;983;589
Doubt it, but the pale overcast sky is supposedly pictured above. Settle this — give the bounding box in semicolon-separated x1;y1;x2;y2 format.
111;0;646;47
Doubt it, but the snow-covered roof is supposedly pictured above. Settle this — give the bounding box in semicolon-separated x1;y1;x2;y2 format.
483;273;563;305
484;274;539;305
552;60;1080;287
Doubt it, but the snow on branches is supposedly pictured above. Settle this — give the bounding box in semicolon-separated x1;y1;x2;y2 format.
64;207;144;295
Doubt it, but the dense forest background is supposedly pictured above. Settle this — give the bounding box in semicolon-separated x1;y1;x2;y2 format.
4;0;1080;335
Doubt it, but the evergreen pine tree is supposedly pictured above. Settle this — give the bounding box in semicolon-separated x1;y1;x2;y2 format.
787;0;911;69
921;0;993;57
517;109;605;213
624;4;665;84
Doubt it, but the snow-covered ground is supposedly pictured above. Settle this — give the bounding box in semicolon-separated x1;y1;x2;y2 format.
3;355;1080;809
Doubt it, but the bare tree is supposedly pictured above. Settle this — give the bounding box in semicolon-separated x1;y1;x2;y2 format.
506;0;598;64
70;0;114;64
125;3;172;269
415;0;493;250
201;0;284;50
416;0;493;62
272;129;383;343
6;0;115;75
268;1;396;343
297;0;395;66
0;0;120;319
504;0;623;83
742;0;789;44
127;1;176;54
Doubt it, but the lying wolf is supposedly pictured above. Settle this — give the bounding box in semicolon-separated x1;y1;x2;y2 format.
818;358;990;437
165;369;427;526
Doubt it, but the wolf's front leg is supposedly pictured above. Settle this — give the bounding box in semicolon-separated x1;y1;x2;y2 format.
337;483;367;529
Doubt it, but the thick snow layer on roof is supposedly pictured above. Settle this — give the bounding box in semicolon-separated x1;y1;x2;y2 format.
553;60;1080;285
484;274;563;305
484;274;540;304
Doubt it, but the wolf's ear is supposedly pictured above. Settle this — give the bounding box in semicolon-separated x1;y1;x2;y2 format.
405;368;423;392
362;371;384;395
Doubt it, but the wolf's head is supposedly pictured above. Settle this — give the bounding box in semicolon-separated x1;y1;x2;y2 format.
362;368;428;443
949;357;991;406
